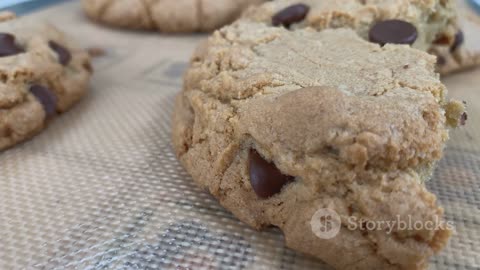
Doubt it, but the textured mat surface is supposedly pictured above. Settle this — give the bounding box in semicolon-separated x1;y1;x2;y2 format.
0;1;479;269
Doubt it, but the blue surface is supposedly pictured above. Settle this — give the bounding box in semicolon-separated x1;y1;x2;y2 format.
0;0;72;15
0;0;30;9
469;0;480;13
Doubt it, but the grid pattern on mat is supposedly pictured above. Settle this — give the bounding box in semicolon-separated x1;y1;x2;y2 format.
1;1;479;269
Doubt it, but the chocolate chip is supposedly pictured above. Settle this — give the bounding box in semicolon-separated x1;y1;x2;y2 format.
450;31;464;52
249;149;294;199
437;55;446;66
369;20;418;46
433;35;450;45
460;112;468;126
83;61;93;73
49;40;71;66
29;85;57;117
0;33;24;57
272;4;310;28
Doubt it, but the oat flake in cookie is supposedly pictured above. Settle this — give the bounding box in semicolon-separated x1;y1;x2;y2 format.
172;21;467;270
82;0;268;33
0;20;92;151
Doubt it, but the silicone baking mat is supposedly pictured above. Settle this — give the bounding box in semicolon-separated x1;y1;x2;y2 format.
1;1;479;269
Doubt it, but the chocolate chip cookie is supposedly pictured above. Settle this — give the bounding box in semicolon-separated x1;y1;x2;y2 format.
243;0;480;75
431;30;480;75
173;21;466;270
0;20;92;151
82;0;267;33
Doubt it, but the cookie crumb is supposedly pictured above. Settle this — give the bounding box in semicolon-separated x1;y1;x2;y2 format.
444;100;467;127
87;47;106;57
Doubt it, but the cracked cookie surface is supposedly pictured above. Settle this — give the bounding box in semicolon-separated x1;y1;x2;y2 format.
0;20;92;150
172;21;465;270
243;0;480;75
82;0;267;33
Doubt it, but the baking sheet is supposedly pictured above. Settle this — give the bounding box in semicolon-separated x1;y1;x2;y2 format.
0;1;479;269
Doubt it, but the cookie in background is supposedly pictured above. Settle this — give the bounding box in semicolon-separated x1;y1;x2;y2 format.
82;0;268;33
0;17;92;150
242;0;480;76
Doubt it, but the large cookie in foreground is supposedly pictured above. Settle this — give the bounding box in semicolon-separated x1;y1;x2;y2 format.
243;0;480;75
0;21;92;151
173;21;466;270
82;0;267;33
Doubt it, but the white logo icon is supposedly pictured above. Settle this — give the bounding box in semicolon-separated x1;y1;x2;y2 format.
310;208;341;239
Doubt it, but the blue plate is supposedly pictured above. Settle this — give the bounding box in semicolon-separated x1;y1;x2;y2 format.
0;0;72;15
470;0;480;13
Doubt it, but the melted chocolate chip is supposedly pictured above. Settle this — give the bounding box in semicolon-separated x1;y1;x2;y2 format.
272;4;310;28
450;31;464;53
460;112;468;126
433;35;450;45
0;33;24;57
437;55;446;66
49;40;71;66
369;20;418;46
249;149;294;199
29;85;58;117
83;61;93;73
